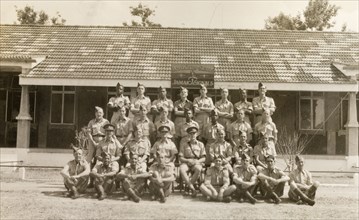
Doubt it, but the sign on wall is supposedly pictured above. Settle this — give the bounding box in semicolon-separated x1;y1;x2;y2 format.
171;64;214;88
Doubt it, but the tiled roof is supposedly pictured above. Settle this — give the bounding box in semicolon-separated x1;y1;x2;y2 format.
0;54;36;62
0;25;358;84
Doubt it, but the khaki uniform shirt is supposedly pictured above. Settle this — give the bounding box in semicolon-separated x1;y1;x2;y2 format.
120;163;147;185
149;163;174;178
96;137;123;158
88;118;109;136
66;159;90;176
233;143;254;159
131;96;152;118
180;120;199;138
150;139;178;163
254;121;278;139
209;140;232;161
179;140;206;159
152;98;174;121
114;117;133;137
108;95;130;109
92;161;119;174
252;96;276;115
253;144;277;163
260;166;287;187
234;101;253;113
233;164;257;182
205;166;229;187
124;138;151;157
203;123;225;142
229;120;253;143
215;99;234;125
289;169;313;186
174;99;193;112
133;117;156;138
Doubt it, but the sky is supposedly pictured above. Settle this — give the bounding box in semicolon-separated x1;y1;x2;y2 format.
0;0;358;31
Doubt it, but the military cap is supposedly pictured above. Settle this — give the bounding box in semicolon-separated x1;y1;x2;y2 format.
265;155;275;161
184;107;192;113
220;87;228;92
186;126;199;134
137;82;145;88
139;105;147;111
295;155;304;162
95;106;103;113
199;83;207;89
159;86;166;91
103;124;115;131
180;86;188;92
239;88;247;92
241;153;251;161
158;125;170;133
159;106;168;112
210;109;219;116
101;151;111;158
258;82;266;89
116;82;123;88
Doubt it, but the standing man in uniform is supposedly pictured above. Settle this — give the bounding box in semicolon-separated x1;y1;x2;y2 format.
150;125;178;167
94;124;123;163
288;155;318;206
178;126;206;197
199;156;236;202
203;110;224;165
215;88;234;132
130;83;152;120
257;155;290;204
148;152;176;203
113;105;133;147
90;152;119;200
232;154;258;204
117;153;150;203
228;109;253;146
173;87;193;143
193;84;214;138
154;107;176;139
234;88;253;125
132;105;156;144
151;86;174;123
178;108;199;148
254;109;278;147
252;82;276;125
108;83;130;124
232;131;253;166
123;128;151;170
86;106;109;165
60;148;90;199
209;128;233;172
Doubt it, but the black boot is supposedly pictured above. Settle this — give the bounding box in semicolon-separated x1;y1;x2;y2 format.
127;188;141;203
71;186;79;199
244;190;257;204
294;188;315;206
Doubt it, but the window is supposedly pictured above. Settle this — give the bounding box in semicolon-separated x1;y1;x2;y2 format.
299;92;325;130
340;93;359;130
50;86;75;124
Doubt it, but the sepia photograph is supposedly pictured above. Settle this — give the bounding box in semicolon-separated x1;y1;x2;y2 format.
0;0;358;219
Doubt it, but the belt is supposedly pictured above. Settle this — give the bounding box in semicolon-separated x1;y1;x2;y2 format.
116;135;128;138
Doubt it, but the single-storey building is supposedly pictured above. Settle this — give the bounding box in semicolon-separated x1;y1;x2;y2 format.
0;25;358;170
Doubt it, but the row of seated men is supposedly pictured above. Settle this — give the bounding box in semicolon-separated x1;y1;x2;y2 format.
60;123;319;206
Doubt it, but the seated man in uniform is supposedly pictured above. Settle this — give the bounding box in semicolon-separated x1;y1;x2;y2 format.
199;156;236;203
178;108;199;147
154;107;176;139
123;128;151;170
95;124;123;163
253;133;277;172
148;152;176;203
90;152;119;200
288;155;318;206
60;148;90;199
178;126;206;197
257;155;290;204
232;154;258;204
209;128;233;173
150;125;178;167
117;153;150;203
232;131;253;166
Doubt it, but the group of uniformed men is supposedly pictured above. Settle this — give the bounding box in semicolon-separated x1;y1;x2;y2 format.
60;82;319;205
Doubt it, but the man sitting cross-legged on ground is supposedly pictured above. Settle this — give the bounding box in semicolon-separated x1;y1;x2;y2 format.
232;153;258;204
90;152;119;200
200;156;236;203
148;152;176;203
60;147;90;199
288;155;319;206
257;155;290;204
117;153;150;203
178;126;206;197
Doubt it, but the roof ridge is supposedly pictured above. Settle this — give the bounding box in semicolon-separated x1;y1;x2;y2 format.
1;24;358;34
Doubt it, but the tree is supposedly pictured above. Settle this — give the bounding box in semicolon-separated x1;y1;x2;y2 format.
15;5;66;25
122;3;161;27
265;0;340;31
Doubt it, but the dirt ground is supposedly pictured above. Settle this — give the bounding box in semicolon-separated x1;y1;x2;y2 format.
0;169;358;220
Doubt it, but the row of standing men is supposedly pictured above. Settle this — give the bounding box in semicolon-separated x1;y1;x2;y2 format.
60;82;319;205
